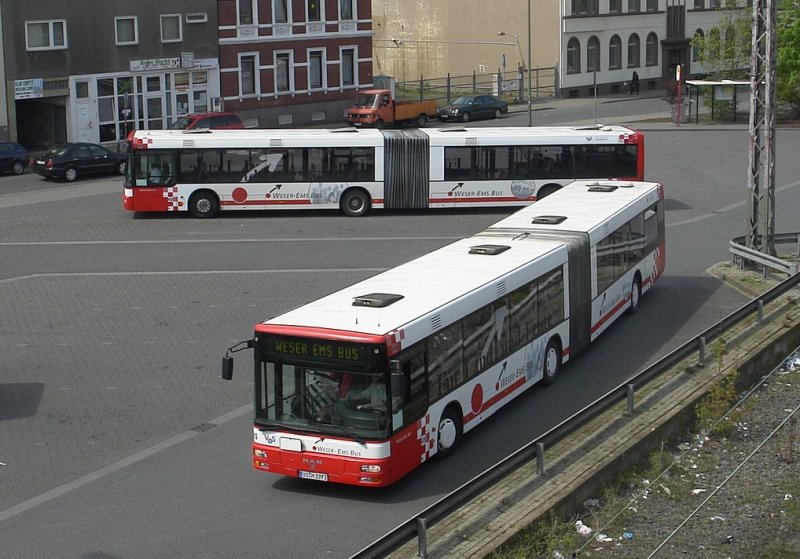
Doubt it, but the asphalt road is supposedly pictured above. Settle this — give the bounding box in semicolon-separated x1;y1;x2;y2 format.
2;108;799;557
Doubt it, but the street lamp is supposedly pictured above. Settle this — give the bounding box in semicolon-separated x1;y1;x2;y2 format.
498;30;532;126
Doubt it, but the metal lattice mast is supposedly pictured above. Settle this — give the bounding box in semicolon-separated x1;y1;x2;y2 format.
746;0;777;255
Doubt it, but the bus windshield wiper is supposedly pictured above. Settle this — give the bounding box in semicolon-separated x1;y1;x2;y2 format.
326;424;366;446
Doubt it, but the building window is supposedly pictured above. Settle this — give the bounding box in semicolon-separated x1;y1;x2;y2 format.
567;37;581;73
240;54;257;96
646;32;659;65
115;17;138;45
309;50;324;89
694;0;703;7
340;0;354;19
25;20;67;50
274;0;289;23
628;0;641;11
238;0;255;24
275;52;292;92
587;36;600;72
308;0;321;21
610;0;622;13
627;34;641;67
186;13;208;23
572;0;599;14
160;14;182;42
646;0;658;11
341;48;355;86
692;29;703;61
609;35;622;69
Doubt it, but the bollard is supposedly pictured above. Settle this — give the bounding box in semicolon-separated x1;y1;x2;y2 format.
536;442;545;475
417;517;427;558
626;383;635;414
699;336;706;367
757;300;764;323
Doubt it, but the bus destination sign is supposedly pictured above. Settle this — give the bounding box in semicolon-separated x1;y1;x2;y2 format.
264;336;373;368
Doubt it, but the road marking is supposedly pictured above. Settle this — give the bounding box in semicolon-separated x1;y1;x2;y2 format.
667;179;800;228
0;236;459;247
0;404;252;523
0;268;388;285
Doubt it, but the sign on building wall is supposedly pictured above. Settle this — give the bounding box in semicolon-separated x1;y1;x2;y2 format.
130;58;182;72
14;79;44;99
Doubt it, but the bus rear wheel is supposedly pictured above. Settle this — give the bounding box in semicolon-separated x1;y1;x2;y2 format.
416;114;428;127
435;406;462;459
188;190;220;218
540;338;562;386
341;189;370;217
627;275;642;315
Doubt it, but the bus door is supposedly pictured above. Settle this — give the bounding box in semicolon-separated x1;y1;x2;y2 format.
382;130;430;209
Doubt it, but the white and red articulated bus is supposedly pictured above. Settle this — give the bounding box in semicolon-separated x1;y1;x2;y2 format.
222;179;666;487
124;125;645;218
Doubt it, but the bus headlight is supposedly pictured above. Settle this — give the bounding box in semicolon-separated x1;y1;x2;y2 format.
254;449;268;458
360;464;382;473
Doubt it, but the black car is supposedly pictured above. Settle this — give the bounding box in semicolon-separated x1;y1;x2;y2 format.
31;142;126;182
0;141;29;175
437;95;509;123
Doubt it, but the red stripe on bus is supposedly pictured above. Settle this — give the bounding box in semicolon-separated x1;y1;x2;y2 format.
463;376;527;425
221;199;313;207
429;196;533;204
591;295;630;335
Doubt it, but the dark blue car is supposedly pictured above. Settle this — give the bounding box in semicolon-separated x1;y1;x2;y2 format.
0;141;29;175
31;142;126;182
437;95;509;123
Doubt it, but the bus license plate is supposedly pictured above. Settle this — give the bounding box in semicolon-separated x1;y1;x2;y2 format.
299;470;328;482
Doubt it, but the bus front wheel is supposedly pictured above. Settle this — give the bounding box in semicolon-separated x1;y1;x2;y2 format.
341;189;370;217
435;406;462;459
188;190;220;218
540;338;562;386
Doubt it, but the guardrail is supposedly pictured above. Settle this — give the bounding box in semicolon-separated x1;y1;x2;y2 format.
351;239;800;559
730;233;800;276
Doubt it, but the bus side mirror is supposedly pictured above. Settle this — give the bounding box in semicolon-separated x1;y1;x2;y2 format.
221;356;234;380
389;359;405;395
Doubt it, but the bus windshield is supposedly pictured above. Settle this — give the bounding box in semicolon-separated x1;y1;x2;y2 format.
257;362;394;440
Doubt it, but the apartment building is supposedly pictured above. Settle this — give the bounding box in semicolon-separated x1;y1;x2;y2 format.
1;1;220;148
217;0;373;127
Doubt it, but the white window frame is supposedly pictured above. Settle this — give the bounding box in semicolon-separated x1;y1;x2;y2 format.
115;16;138;46
238;0;258;25
307;0;324;22
274;51;294;93
160;14;182;43
273;0;291;23
25;19;67;51
340;47;356;87
239;52;260;97
627;34;641;68
308;49;326;91
340;0;354;20
186;13;208;24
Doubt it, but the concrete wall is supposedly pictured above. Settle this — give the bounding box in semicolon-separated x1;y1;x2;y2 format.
372;0;559;82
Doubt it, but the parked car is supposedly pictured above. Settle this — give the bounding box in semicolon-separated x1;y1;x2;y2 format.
31;142;126;182
168;112;245;130
0;141;29;175
437;95;509;123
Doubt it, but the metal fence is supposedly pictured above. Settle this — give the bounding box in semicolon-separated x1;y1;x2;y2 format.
393;67;558;107
350;239;800;559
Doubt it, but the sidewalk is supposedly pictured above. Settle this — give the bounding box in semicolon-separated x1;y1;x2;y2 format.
506;89;751;130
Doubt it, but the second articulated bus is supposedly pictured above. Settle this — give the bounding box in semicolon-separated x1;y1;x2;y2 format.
222;179;665;487
124;125;644;218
